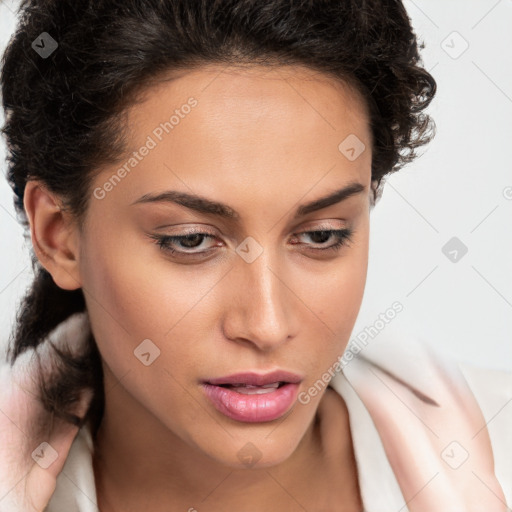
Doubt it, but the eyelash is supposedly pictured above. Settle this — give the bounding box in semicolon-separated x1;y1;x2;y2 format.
148;227;354;258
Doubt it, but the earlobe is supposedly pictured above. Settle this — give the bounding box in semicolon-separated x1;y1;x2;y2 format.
23;181;82;291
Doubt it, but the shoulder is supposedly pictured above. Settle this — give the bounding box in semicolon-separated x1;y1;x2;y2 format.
458;363;512;505
331;325;512;510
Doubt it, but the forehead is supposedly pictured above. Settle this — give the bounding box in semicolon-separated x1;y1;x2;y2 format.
90;64;372;220
126;63;371;150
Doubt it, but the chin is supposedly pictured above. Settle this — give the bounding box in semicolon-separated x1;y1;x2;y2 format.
198;424;307;471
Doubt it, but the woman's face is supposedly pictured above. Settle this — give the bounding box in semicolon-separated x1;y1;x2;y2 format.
79;64;373;468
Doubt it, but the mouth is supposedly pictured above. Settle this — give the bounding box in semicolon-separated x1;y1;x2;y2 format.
201;371;303;423
215;381;286;395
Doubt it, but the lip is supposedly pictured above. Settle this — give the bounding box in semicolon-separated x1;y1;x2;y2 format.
201;370;303;423
203;370;303;387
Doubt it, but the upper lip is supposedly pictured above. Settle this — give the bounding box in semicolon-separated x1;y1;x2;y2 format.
204;370;303;386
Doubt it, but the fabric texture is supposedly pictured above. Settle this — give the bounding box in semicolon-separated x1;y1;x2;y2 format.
1;313;510;512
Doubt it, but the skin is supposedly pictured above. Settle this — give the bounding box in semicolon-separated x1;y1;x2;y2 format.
23;64;375;511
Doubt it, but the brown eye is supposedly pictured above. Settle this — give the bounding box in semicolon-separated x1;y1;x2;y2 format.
291;228;354;252
148;232;219;256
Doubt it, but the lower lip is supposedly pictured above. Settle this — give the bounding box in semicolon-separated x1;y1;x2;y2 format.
202;382;300;423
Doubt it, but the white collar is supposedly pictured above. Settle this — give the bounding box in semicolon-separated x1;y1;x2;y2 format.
330;373;408;511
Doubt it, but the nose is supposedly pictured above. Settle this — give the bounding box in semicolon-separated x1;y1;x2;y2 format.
221;248;298;352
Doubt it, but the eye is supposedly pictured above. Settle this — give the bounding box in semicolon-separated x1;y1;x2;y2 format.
290;228;354;253
147;231;219;256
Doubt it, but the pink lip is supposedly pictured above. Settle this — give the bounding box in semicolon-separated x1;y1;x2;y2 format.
204;370;303;387
202;370;303;423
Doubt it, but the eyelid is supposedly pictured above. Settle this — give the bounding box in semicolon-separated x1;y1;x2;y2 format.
153;224;218;235
297;221;347;232
152;221;347;241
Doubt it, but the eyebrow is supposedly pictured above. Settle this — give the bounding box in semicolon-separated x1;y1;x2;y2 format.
131;181;366;220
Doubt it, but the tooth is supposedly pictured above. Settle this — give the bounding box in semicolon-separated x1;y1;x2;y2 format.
223;382;282;394
233;386;278;395
230;382;280;389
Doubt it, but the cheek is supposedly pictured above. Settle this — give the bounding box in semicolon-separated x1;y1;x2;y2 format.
78;226;226;377
304;223;369;330
299;222;369;369
78;236;209;427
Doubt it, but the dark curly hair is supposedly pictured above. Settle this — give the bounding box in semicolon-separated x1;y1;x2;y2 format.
1;0;436;439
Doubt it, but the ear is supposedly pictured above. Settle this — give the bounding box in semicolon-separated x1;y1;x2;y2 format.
23;180;82;290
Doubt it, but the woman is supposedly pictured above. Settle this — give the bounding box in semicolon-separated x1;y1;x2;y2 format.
0;0;509;511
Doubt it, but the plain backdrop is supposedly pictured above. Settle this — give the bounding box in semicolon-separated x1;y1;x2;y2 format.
0;0;511;370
